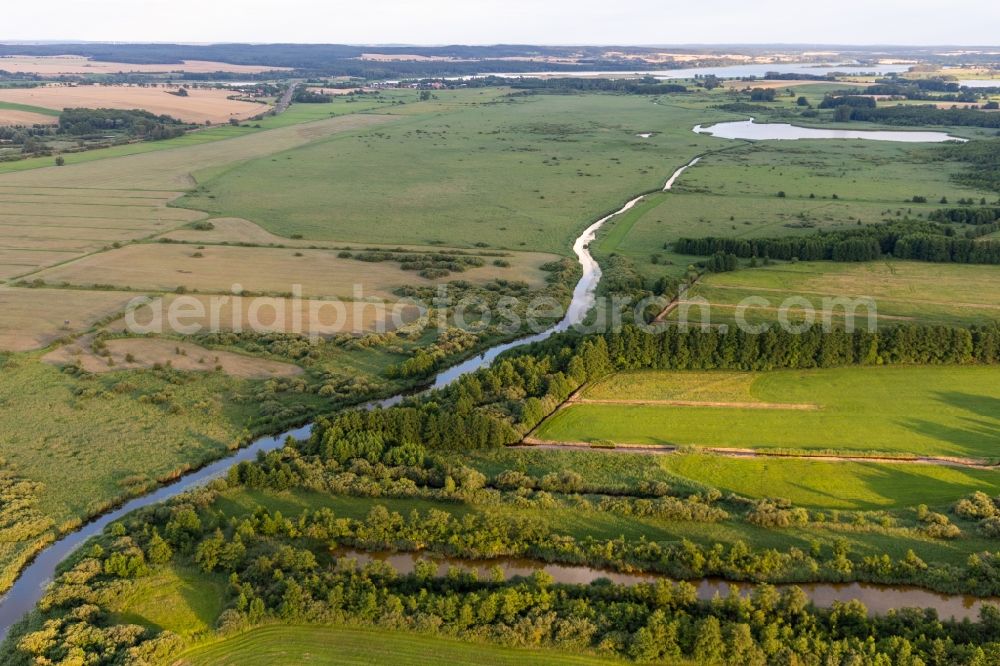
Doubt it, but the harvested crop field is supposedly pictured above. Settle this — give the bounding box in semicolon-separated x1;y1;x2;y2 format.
0;85;268;124
108;293;424;336
0;186;205;276
33;242;549;298
0;55;289;75
0;287;139;351
0;109;57;126
43;337;303;379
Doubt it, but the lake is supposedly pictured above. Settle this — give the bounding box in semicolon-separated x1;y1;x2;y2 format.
694;119;965;143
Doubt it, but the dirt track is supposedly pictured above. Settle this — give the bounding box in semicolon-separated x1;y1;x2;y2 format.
572;397;819;410
519;439;996;470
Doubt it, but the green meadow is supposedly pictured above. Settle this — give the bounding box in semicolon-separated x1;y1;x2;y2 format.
660;454;1000;511
176;625;627;666
535;365;1000;458
670;260;1000;327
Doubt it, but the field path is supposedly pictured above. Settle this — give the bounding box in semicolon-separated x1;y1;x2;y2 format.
571;397;819;410
519;439;997;469
705;283;1000;311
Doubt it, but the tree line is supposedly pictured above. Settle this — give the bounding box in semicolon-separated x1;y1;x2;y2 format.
58;107;189;139
674;220;1000;264
302;321;1000;455
929;207;1000;225
830;103;1000;128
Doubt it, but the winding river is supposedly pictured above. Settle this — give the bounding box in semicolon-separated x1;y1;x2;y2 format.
0;153;992;639
338;550;996;622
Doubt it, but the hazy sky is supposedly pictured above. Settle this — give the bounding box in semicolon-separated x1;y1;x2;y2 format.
3;0;999;46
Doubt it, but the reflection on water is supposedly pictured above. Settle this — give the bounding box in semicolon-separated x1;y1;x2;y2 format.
694;119;964;143
338;549;997;621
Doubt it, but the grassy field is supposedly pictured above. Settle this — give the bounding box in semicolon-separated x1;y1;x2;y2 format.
659;453;1000;510
0;355;259;526
668;260;1000;327
175;625;626;666
176;93;738;254
535;365;1000;458
108;566;227;639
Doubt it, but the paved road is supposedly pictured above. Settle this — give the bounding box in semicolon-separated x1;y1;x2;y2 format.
274;79;302;115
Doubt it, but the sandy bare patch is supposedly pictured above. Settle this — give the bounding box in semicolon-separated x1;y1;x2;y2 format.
43;336;302;379
0;85;267;124
107;293;423;337
0;109;57;126
0;55;289;75
0;287;138;351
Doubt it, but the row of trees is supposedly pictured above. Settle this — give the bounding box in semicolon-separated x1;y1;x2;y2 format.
817;94;877;110
929;207;1000;225
674;220;1000;264
303;321;1000;455
833;104;1000;128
